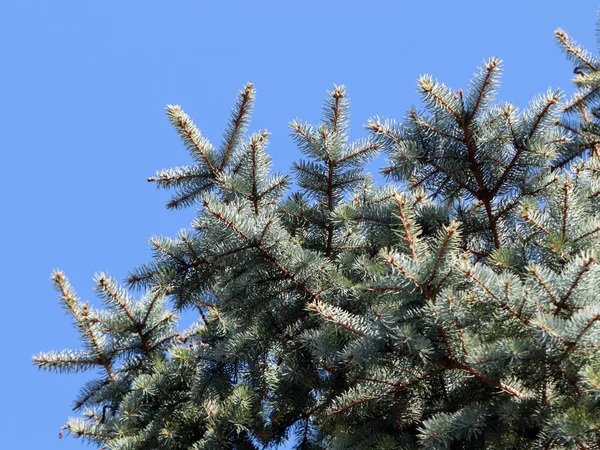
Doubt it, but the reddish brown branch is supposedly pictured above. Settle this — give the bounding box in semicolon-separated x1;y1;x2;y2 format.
220;84;254;170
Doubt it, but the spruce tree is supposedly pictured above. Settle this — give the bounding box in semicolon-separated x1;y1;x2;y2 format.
35;16;600;449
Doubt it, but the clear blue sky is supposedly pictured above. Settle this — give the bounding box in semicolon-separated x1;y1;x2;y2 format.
1;1;598;448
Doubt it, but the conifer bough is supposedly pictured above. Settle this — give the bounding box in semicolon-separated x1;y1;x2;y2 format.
35;16;600;450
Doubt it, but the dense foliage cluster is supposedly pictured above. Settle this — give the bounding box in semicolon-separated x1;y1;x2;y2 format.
35;16;600;449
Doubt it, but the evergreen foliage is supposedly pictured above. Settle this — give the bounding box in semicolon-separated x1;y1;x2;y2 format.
35;16;600;449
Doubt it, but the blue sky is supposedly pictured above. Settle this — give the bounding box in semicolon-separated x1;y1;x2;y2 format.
1;1;598;448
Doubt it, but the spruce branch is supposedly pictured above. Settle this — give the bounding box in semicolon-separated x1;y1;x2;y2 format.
526;90;562;139
467;57;502;119
307;300;369;338
449;360;529;400
572;225;600;243
519;206;551;235
563;87;600;114
331;392;383;416
418;75;464;123
555;28;598;72
459;264;530;325
561;180;572;237
37;28;600;445
393;193;422;264
202;198;326;304
166;181;214;210
554;254;595;315
95;273;152;354
529;265;559;306
45;270;116;381
425;221;460;285
327;85;346;134
490;93;560;198
565;310;600;352
383;251;433;300
165;105;219;176
73;379;112;411
220;82;255;170
249;130;270;214
336;141;380;168
33;351;107;373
